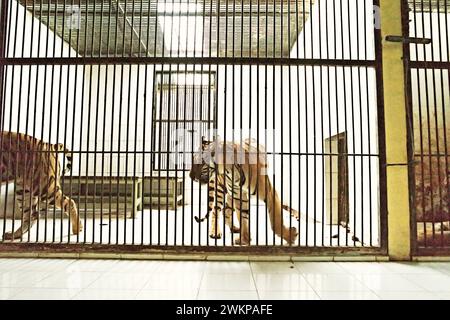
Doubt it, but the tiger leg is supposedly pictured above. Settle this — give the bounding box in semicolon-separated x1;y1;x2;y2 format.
232;189;251;246
52;189;82;234
208;179;226;239
224;194;240;233
3;190;38;240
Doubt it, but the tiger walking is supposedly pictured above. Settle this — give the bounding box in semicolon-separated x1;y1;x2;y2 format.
189;137;299;245
194;174;241;239
0;131;82;240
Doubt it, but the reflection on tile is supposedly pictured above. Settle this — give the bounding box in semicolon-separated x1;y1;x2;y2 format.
375;291;438;300
33;272;101;289
67;259;118;272
14;288;80;300
250;262;297;274
402;274;450;292
16;259;76;272
254;274;314;291
72;288;138;300
379;263;439;274
337;262;390;274
200;274;256;291
0;287;24;299
136;289;198;300
316;291;380;300
258;291;320;300
205;262;252;274
88;273;151;290
295;262;348;275
0;271;52;288
355;274;423;292
107;261;160;274
143;274;203;290
304;274;370;292
197;290;259;300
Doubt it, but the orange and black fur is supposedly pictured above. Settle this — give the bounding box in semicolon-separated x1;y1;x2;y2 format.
190;138;299;245
0;131;82;240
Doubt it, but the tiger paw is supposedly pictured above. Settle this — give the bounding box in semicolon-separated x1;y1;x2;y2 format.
3;232;20;241
209;231;222;239
234;237;250;246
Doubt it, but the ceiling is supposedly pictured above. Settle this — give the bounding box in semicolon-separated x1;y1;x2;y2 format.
19;0;314;58
408;0;450;12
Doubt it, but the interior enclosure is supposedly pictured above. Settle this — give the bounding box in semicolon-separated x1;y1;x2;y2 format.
0;0;386;253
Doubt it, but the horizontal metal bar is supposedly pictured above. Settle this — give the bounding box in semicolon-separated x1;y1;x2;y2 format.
385;35;432;45
0;149;381;157
409;60;450;70
0;57;378;67
0;243;386;256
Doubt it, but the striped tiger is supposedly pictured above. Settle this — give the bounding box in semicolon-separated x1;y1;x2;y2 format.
189;137;299;245
193;174;241;239
0;131;82;240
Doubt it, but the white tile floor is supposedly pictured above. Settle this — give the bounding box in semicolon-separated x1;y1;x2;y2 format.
1;259;450;300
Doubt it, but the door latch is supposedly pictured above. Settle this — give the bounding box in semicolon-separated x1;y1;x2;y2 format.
385;35;432;44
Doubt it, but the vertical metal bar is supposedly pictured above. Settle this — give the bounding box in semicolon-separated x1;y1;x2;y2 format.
141;0;153;246
90;0;100;245
248;0;253;246
24;0;37;244
303;0;309;247
100;0;113;245
339;0;349;246
69;0;82;244
317;0;324;246
149;0;161;246
116;0;129;245
272;0;276;246
165;0;177;246
7;0;19;244
264;0;268;246
83;0;95;245
206;0;213;248
16;0;28;243
325;0;334;246
310;0;316;247
296;0;301;247
256;0;261;247
124;0;137;245
132;0;145;246
345;0;357;246
363;0;374;246
56;0;68;244
157;0;167;247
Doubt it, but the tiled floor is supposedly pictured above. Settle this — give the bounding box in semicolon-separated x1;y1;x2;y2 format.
1;259;450;300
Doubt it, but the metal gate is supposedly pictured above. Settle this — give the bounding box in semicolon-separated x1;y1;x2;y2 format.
0;0;386;256
403;0;450;255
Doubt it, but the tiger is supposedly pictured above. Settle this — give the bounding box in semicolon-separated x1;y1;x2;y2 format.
189;137;299;245
193;173;241;239
0;131;83;240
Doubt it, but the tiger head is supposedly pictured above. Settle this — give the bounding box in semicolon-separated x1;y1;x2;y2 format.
189;137;216;184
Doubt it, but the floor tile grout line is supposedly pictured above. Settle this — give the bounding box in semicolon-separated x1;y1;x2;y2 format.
195;264;207;300
249;261;260;300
